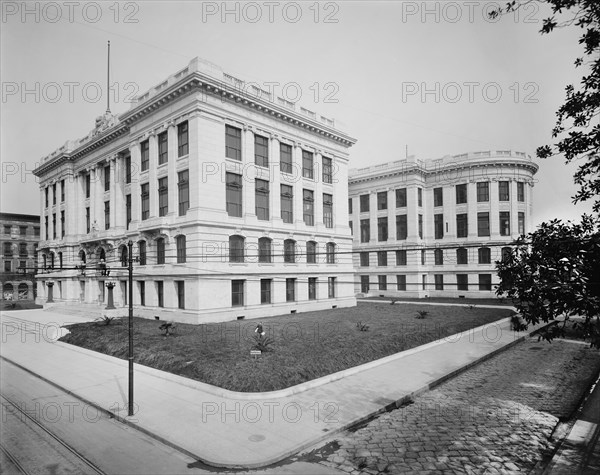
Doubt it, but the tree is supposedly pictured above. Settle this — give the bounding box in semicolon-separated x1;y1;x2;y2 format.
496;215;600;347
492;0;600;212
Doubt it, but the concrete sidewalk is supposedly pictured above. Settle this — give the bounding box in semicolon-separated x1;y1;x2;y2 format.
0;308;545;469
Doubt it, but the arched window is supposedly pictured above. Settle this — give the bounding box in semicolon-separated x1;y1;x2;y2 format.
121;246;128;267
306;241;317;264
501;246;512;261
326;242;336;264
456;247;468;265
4;283;14;300
18;283;28;300
176;235;186;263
156;238;165;264
99;248;106;261
284;239;296;263
138;241;147;265
229;235;245;263
258;237;272;263
79;250;86;264
478;247;491;264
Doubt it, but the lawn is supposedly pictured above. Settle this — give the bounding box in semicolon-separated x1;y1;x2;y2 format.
59;302;513;392
361;296;515;306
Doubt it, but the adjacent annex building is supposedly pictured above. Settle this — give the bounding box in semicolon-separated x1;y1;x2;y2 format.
348;151;538;298
0;213;40;301
33;57;357;323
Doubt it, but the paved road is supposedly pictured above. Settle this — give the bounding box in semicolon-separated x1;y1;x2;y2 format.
307;337;600;474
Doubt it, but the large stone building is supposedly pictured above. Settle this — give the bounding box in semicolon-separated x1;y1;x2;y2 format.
33;57;357;323
348;151;538;298
0;213;40;301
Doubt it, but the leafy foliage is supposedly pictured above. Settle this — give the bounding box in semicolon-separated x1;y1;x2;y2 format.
496;215;600;347
159;322;175;336
95;315;115;326
415;310;429;319
252;334;275;352
492;0;600;212
356;321;370;331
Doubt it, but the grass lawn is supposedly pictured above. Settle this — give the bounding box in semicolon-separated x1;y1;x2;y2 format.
361;296;515;306
60;302;513;392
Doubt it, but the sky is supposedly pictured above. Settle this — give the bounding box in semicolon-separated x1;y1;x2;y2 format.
1;0;595;226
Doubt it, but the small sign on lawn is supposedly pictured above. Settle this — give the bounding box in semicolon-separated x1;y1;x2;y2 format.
250;350;261;358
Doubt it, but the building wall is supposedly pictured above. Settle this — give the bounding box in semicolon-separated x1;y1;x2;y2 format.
33;57;357;323
348;152;538;298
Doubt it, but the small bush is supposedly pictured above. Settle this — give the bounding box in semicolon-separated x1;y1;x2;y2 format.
252;335;275;352
415;310;429;319
95;315;115;326
159;322;175;336
390;298;400;305
356;321;370;331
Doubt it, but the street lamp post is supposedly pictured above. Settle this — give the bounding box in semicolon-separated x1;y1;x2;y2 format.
127;240;134;417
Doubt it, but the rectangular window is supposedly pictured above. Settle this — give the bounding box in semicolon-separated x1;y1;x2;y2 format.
479;274;492;291
378;217;388;241
349;221;353;235
61;179;65;202
156;239;165;264
433;187;443;207
226;173;243;217
499;211;510;236
280;185;293;223
19;226;26;236
518;212;525;235
178;170;189;216
52;213;56;239
457;248;468;264
517;182;525;202
140;140;149;171
418;214;423;239
85;174;91;198
139;241;146;265
302;150;314;179
478;247;491;264
359;252;369;267
359;194;370;213
434;214;444;239
255;134;269;167
176;235;186;263
231;280;244;307
456;184;467;204
377;251;387;267
45;187;49;207
141;183;149;220
417;188;423;207
348;198;353;214
139;281;145;306
499;181;510;201
456;213;468;238
34;227;40;237
396;188;407;207
396;214;407;240
4;261;11;272
303;189;314;226
158;177;168;217
323;193;333;228
434;248;443;265
360;275;370;293
457;274;469;291
53;183;56;205
378;275;387;291
126;194;132;229
377;191;387;210
255;179;270;220
156;281;164;307
176;281;185;309
158;131;168;165
19;260;26;271
421;249;426;265
396;275;406;291
104;201;110;229
477;212;490;237
225;125;242;160
177;121;189;157
328;277;336;298
434;274;444;290
308;277;317;300
286;278;296;302
125;155;132;184
44;216;48;239
19;243;27;256
477;182;489;202
360;219;370;243
85;208;90;233
396;250;407;266
280;143;293;174
104;165;110;191
260;279;272;304
322;156;332;184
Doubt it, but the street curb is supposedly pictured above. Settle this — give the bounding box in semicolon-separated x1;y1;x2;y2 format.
0;320;547;470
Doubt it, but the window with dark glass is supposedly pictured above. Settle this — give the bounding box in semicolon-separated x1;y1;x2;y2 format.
328;277;336;298
396;214;407;240
260;279;272;304
303;189;314;226
308;277;317;300
255;134;269;167
378;275;387;291
501;246;512;261
360;251;369;267
229;235;245;263
60;211;65;237
417;187;423;207
359;194;369;212
517;182;525;202
176;235;186;263
52;213;56;239
396;250;407;266
456;213;468;238
158;177;168;216
177;121;189;157
120;246;128;267
322;156;332;184
418;214;423;239
499;181;510;201
378;217;388;241
349;221;353;235
45;187;49;207
280;142;293;174
258;237;272;263
306;241;317;264
360;275;370;293
34;227;40;237
284;239;296;263
397;275;407;291
302;150;314;179
61;179;65;202
326;242;335;264
377;251;387;266
433;187;443;207
141;183;150;220
176;281;185;309
139;241;146;265
323;193;333;228
104;201;110;229
157;281;164;307
140;140;149;171
377;191;387;210
156;238;165;264
434;274;444;290
518;212;525;235
499;211;510;236
348;198;353;214
158;131;168;165
178;170;189;216
477;212;490;237
396;188;407;207
456;184;467;204
478;247;491;264
126;194;131;229
125;155;132;184
53;183;56;205
421;249;426;265
479;274;492;291
434;213;443;239
85;208;90;233
280;185;293;223
104;165;110;191
434;249;443;265
226;173;242;217
286;278;296;302
360;219;370;243
255;179;270;220
139;281;145;306
457;274;468;291
232;280;244;306
225;125;242;160
457;247;468;264
477;182;489;202
85;173;91;198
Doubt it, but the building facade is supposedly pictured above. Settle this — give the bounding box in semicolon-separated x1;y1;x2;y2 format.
348;151;538;298
0;213;40;301
33;57;357;323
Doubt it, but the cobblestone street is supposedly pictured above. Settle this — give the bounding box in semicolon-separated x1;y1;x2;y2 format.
309;337;600;474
